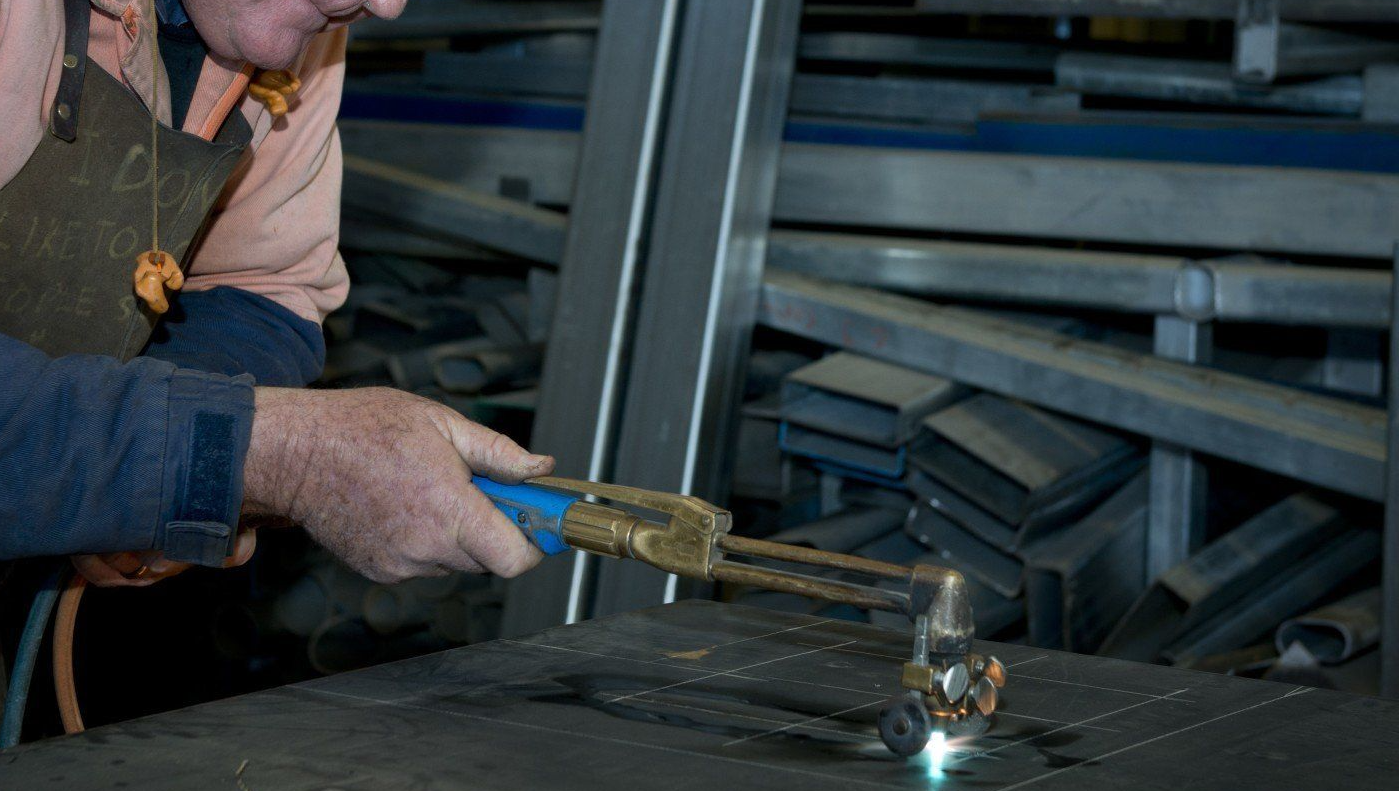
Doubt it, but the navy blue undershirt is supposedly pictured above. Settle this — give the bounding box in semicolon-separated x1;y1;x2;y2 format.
143;287;326;385
156;0;205;130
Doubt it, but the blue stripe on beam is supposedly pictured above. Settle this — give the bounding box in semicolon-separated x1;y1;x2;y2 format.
341;90;1399;174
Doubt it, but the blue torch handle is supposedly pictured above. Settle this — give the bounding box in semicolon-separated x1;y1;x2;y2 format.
471;476;578;555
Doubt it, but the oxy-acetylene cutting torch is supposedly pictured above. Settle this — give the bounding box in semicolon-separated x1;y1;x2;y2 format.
474;475;1007;756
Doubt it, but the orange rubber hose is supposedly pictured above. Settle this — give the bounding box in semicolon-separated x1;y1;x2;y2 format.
53;574;86;734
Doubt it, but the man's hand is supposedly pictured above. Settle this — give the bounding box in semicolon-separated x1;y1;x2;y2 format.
72;530;258;587
242;386;554;583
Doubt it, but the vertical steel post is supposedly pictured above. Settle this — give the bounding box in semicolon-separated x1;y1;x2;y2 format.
590;0;802;617
1322;330;1384;397
1146;316;1213;579
1383;244;1399;698
499;0;681;638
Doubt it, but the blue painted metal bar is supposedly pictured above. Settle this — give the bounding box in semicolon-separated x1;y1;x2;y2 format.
342;86;1399;173
975;117;1399;173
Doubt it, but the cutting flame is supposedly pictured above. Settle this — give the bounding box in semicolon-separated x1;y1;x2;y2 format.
921;731;949;778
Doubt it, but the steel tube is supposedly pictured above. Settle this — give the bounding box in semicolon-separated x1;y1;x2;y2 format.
1164;529;1380;667
1056;52;1362;116
350;0;600;39
760;272;1386;501
337;148;1397;329
593;0;802;616
767;231;1393;328
913;0;1399;22
710;560;910;614
767;231;1183;316
499;0;680;637
716;534;912;581
340;155;566;265
1383;244;1399;698
1209;261;1390;328
1276;587;1382;664
1146;316;1212;578
798;31;1058;72
338;121;1399;303
339;122;579;208
419;52;1079;125
773;144;1399;259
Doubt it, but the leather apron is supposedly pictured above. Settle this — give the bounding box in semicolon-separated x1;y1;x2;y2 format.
0;0;252;360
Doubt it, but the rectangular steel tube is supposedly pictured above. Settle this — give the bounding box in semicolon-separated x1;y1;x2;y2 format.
592;0;801;617
1147;316;1212;578
1057;52;1362;115
913;0;1399;22
351;0;600;39
339;122;579;207
1101;493;1347;662
759;272;1387;501
766;231;1393;328
340;155;566;265
499;0;680;637
419;51;1079;124
798;31;1059;72
773;144;1399;259
339;119;1399;279
1022;474;1149;653
780;352;961;447
1384;246;1399;698
1164;528;1380;667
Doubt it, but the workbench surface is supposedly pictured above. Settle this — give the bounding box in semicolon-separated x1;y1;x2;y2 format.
4;600;1397;790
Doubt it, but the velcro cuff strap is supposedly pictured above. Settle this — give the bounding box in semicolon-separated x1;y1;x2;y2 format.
161;520;234;566
159;371;255;566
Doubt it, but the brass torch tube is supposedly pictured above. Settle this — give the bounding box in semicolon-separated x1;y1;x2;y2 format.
711;560;911;614
716;534;913;582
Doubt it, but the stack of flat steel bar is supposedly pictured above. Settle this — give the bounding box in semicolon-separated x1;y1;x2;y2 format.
777;352;966;483
905;395;1140;603
736;351;1149;645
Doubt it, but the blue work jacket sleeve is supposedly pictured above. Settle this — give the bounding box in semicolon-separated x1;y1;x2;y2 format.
0;334;254;564
142;286;327;387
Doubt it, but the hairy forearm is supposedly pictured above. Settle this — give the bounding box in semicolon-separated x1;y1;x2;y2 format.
242;387;307;516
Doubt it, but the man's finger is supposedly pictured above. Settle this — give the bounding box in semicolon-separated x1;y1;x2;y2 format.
404;478;487;576
71;555;151;588
454;482;544;578
223;530;258;568
101;551;145;576
441;414;553;483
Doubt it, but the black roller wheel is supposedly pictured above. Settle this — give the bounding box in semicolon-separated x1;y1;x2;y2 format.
878;692;933;757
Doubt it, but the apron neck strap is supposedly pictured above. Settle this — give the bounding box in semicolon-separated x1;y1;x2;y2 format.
52;0;91;142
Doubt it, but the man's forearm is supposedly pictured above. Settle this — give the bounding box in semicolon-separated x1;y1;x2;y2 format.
0;333;252;563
